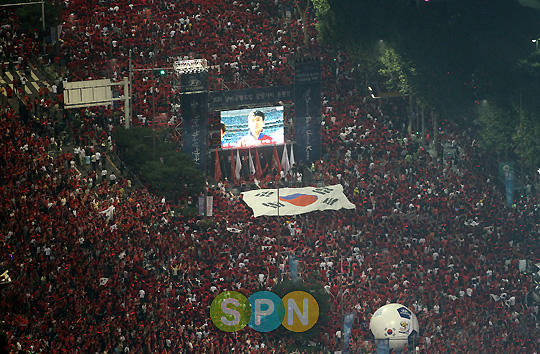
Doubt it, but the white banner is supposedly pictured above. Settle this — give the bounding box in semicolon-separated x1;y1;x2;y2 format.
241;184;355;217
206;196;213;217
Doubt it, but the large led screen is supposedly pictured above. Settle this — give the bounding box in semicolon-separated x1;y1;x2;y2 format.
220;106;284;149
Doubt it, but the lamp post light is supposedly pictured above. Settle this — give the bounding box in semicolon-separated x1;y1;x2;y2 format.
533;38;539;51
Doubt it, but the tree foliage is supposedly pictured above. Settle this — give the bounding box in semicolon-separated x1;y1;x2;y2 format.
296;0;312;48
313;0;540;170
311;0;338;49
114;127;204;200
477;102;515;159
514;52;540;118
513;106;540;170
378;48;415;95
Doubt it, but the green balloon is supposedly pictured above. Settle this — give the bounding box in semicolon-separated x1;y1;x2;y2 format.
210;291;251;332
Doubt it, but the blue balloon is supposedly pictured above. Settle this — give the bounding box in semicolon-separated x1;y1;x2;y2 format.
247;291;285;332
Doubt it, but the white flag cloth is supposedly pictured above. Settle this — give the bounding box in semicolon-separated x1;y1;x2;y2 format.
518;259;527;272
241;184;355;217
248;149;256;175
99;205;115;221
289;145;295;168
235;149;242;179
281;145;290;176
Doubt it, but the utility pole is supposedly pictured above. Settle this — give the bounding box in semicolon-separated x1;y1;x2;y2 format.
340;255;344;352
520;92;524;190
152;55;156;161
127;49;132;129
277;184;281;282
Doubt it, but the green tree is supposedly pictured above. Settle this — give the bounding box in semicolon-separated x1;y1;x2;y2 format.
114;127;204;200
114;127;153;171
514;52;540;119
296;0;312;49
477;102;515;160
502;51;540;170
140;150;204;198
313;0;537;123
379;47;422;135
311;0;335;46
313;0;540;165
513;106;540;171
379;48;415;95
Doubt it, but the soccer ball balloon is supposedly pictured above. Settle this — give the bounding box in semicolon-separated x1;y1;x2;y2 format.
369;303;419;350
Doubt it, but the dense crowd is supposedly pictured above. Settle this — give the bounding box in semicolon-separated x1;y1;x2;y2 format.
0;9;38;73
54;0;314;126
1;0;540;354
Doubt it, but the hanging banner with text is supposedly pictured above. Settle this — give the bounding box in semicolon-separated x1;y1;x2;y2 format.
294;60;321;164
182;92;208;171
208;85;293;110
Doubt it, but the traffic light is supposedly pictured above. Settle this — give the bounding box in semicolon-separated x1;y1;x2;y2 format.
154;69;167;76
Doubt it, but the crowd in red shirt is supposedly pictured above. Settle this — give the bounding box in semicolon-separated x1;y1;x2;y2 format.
1;1;540;354
54;0;315;127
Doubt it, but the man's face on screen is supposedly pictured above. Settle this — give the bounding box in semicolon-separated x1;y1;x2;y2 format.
248;114;264;137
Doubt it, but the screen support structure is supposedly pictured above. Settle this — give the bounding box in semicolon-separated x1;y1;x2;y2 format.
174;59;210;216
173;58;208;76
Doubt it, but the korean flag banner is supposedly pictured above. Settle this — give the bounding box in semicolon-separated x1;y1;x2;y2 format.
241;184;355;217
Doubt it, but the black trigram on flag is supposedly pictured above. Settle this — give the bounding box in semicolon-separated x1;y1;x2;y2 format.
255;191;275;198
262;202;285;209
322;198;339;205
312;187;332;195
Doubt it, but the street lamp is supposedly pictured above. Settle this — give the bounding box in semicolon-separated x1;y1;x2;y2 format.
532;38;539;51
